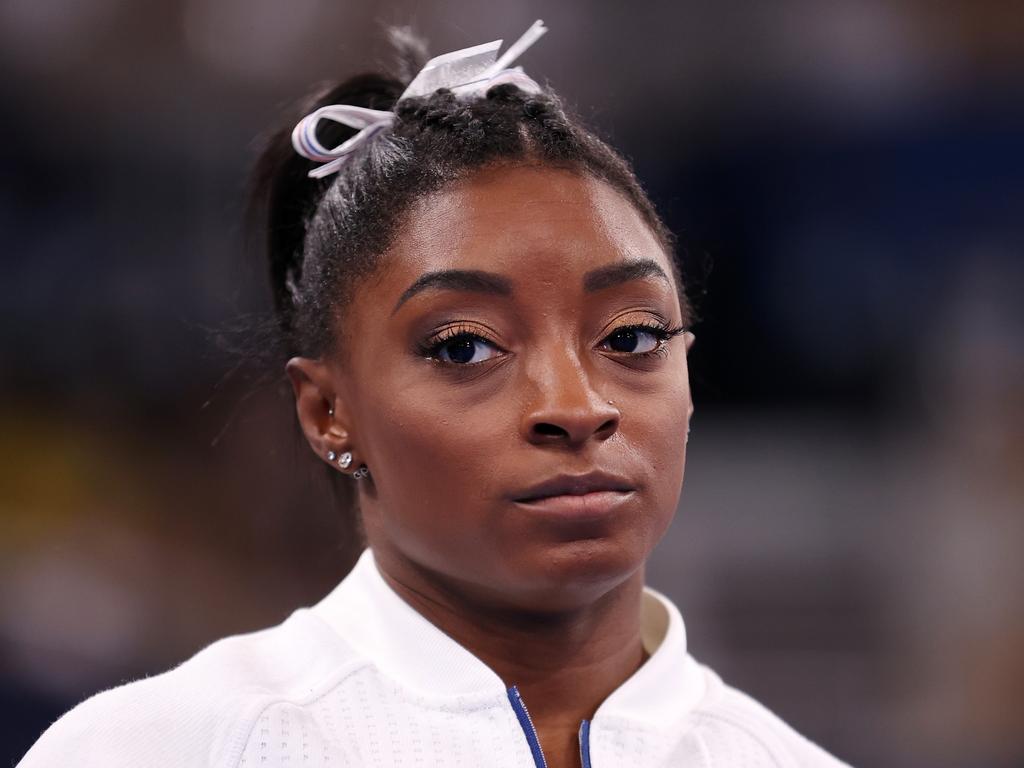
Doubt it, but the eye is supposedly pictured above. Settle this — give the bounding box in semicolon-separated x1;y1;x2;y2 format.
600;322;687;358
433;334;501;365
418;324;504;366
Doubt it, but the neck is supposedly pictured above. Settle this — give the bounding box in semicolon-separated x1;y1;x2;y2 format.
373;554;649;729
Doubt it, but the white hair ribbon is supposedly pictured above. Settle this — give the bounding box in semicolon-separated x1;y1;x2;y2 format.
291;19;548;179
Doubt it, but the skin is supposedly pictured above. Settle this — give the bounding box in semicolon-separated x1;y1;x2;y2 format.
287;164;695;768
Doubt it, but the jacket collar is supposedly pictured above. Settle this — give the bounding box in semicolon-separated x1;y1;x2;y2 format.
311;547;705;728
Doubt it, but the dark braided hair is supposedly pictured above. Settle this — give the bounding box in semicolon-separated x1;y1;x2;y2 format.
248;34;693;367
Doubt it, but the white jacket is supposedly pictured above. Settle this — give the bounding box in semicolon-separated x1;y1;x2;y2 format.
19;548;852;767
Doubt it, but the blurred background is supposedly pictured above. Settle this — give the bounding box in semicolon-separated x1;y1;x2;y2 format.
1;1;1022;765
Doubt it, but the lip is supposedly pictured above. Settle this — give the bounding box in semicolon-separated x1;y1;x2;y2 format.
511;470;636;502
513;489;635;517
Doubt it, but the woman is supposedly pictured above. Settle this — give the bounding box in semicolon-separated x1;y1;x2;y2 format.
20;22;851;768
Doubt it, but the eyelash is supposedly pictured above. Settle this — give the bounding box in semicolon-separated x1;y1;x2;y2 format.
417;321;687;368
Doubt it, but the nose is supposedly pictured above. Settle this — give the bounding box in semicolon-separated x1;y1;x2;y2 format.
522;346;620;447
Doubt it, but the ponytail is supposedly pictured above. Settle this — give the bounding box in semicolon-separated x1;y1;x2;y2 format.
247;74;404;353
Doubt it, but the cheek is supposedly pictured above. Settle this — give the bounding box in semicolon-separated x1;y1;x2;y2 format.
628;366;692;525
356;379;510;549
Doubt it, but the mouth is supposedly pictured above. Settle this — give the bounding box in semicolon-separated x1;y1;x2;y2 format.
513;489;635;517
512;470;636;504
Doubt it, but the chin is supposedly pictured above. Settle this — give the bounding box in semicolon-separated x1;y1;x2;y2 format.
508;536;649;613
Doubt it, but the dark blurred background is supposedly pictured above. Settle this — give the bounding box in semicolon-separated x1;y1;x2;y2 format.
1;1;1022;766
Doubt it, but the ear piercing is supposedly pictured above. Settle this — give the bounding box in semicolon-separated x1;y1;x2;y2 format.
325;449;368;479
325;406;365;476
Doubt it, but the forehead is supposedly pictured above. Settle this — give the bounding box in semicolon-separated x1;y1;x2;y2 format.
382;164;672;288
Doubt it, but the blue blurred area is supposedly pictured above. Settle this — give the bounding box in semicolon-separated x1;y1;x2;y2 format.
657;94;1023;408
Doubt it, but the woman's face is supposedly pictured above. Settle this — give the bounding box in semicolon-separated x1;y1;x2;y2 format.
293;164;694;613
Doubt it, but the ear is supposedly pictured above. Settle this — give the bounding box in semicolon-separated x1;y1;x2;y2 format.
284;356;353;462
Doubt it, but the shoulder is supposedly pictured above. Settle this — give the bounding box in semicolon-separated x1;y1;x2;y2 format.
18;607;364;768
689;662;853;767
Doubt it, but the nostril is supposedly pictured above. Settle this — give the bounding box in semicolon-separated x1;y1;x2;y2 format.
533;423;567;437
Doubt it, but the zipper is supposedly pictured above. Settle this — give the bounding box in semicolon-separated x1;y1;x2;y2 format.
507;685;548;768
508;685;594;768
578;719;592;768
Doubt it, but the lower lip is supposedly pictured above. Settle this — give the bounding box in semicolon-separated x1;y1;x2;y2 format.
514;490;635;516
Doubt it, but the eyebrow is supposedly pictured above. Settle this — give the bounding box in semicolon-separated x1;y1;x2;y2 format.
391;258;671;315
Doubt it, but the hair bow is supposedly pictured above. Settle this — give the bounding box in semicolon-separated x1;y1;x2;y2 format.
291;20;548;179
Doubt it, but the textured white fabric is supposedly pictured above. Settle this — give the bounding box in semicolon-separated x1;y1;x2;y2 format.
19;548;853;767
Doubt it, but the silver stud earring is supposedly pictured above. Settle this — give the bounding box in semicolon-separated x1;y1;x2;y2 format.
353;465;369;480
328;406;334;417
326;450;337;461
338;451;353;469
